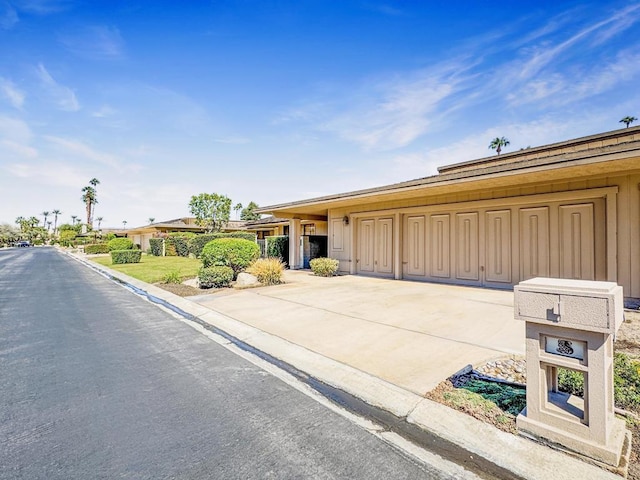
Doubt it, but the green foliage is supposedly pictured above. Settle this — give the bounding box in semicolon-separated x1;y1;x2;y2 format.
557;368;584;397
198;266;234;288
108;237;134;251
266;235;288;264
188;232;257;258
462;379;526;416
149;238;164;256
188;192;232;233
111;249;142;264
59;230;77;246
240;201;260;221
105;233;116;241
162;270;182;284
84;243;110;254
168;231;196;238
557;353;640;411
166;235;191;257
309;257;339;277
201;238;260;277
247;257;285;285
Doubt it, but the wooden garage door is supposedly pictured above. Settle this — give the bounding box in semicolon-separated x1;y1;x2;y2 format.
357;217;394;277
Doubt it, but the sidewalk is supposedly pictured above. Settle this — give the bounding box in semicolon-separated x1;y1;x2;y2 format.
77;254;621;480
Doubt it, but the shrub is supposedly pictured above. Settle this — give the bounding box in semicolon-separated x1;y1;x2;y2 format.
84;243;110;254
108;237;134;251
198;266;234;288
58;230;77;247
201;238;260;277
309;257;339;277
166;235;191;257
165;241;177;256
149;238;164;256
188;232;257;258
163;270;182;284
111;249;142;264
266;236;289;264
105;233;116;241
247;257;285;285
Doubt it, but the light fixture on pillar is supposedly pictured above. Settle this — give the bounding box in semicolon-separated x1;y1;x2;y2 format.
342;216;349;225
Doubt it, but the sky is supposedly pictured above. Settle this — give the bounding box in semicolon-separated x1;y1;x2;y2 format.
1;0;639;229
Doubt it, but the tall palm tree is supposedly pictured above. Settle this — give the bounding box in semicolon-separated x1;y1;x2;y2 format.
71;215;78;226
148;217;155;224
81;178;100;230
47;221;52;232
96;217;103;230
122;220;127;230
52;209;61;234
234;203;243;220
489;137;510;155
41;211;50;228
620;116;637;128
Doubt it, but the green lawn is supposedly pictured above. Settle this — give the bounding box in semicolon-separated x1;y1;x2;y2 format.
91;254;202;283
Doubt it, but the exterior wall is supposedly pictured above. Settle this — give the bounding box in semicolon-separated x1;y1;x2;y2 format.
327;173;640;299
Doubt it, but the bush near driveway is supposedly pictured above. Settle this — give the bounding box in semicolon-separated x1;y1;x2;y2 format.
309;257;339;277
85;243;110;254
247;257;285;285
198;266;234;288
108;237;134;251
201;238;260;278
188;232;257;258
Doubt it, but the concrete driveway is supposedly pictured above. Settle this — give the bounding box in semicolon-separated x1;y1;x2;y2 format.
192;271;525;395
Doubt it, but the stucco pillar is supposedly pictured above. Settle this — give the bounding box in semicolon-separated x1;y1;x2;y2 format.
289;219;301;269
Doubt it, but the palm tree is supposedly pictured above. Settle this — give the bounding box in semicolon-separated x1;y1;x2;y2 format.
71;215;78;226
96;217;103;230
81;178;100;230
489;137;510;155
41;211;50;228
52;209;61;234
47;221;52;232
122;220;127;230
148;217;155;224
620;116;637;128
234;203;243;220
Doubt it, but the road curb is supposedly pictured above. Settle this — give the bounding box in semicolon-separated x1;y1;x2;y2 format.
70;251;620;480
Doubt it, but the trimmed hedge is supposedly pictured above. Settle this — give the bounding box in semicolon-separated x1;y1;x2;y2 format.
85;243;110;254
108;237;134;251
266;236;289;265
111;249;142;264
201;238;260;278
166;235;191;257
198;266;234;288
188;232;257;258
149;238;163;256
309;257;339;277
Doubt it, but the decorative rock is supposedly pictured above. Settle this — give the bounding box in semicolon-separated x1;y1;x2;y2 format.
474;356;527;385
236;272;260;287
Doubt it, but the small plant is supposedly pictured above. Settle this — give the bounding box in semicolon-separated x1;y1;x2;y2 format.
201;238;260;278
108;237;134;251
462;379;526;416
163;270;182;284
557;368;584;397
309;257;339;277
111;249;142;264
247;257;285;285
198;266;234;288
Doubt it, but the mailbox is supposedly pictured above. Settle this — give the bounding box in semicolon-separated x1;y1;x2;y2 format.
514;278;630;470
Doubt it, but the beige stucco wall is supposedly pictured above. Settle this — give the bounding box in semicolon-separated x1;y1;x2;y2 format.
326;172;640;299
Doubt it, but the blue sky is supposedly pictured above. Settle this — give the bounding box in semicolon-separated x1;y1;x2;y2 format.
1;1;639;229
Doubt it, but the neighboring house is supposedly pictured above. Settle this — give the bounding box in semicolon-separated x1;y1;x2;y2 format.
127;217;247;251
258;126;640;303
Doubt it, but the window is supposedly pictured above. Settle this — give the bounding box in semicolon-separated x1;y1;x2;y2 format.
303;224;316;235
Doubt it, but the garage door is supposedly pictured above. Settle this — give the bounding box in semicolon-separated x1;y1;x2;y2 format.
356;217;394;277
402;199;605;287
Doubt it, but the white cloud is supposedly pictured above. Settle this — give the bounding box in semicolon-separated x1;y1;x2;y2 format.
44;136;141;173
1;139;37;158
11;0;70;14
0;77;25;108
59;25;125;59
35;63;80;111
91;104;116;118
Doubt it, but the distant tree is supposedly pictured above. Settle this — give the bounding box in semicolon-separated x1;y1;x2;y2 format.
96;217;103;230
0;223;19;246
148;217;155;224
71;215;78;226
489;137;510;155
240;201;260;221
52;209;61;234
81;178;100;230
620;116;637;128
122;220;127;230
189;193;232;233
233;203;243;220
47;221;52;232
42;211;50;228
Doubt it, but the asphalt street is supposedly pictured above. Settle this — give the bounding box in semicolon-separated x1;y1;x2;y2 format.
0;247;463;479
